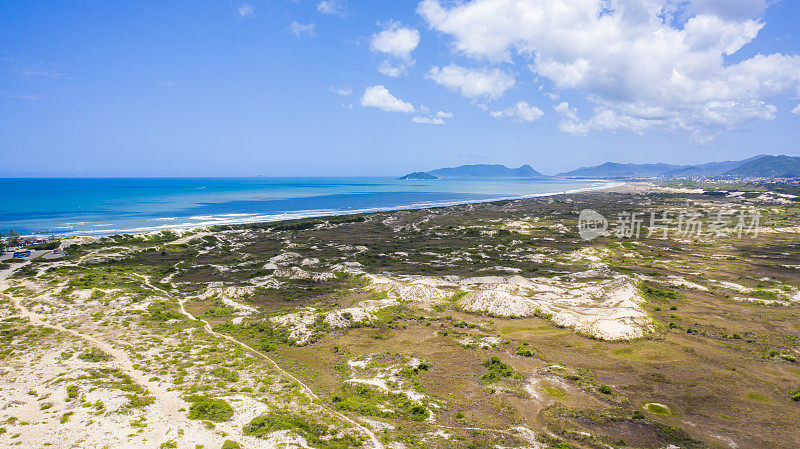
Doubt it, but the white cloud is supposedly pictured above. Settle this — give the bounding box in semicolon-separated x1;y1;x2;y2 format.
371;23;421;77
419;0;800;140
318;0;346;16
378;61;403;77
792;104;800;115
361;85;415;113
491;101;544;122
412;116;446;125
425;64;515;99
371;23;420;60
290;21;316;38
237;3;255;19
436;111;453;118
330;87;352;96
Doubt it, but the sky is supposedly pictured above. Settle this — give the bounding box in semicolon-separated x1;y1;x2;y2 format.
1;0;799;177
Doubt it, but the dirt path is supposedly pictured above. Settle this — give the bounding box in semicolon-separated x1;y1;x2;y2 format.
136;274;385;449
1;263;184;445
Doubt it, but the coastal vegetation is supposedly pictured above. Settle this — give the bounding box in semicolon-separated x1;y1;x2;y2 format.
2;182;799;448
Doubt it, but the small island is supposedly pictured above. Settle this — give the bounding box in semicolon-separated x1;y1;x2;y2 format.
398;171;439;180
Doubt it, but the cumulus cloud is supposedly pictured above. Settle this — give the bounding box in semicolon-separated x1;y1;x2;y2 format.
378;61;404;77
792;104;800;115
237;3;255;19
490;101;544;122
418;0;800;140
361;85;415;113
372;23;420;60
426;64;515;99
290;21;316;38
371;23;421;77
318;0;346;16
412;116;446;125
436;111;453;118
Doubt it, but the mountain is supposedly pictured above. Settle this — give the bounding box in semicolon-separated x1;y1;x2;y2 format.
722;155;800;178
662;155;768;177
426;164;546;178
398;172;438;180
559;162;686;178
559;155;795;179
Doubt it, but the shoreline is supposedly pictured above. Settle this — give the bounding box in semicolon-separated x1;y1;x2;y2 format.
21;181;625;240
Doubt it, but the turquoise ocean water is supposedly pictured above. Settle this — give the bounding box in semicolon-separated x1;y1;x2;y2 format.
0;177;612;236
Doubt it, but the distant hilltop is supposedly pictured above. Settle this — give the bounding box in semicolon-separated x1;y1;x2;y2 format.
398;171;438;180
559;155;800;179
399;155;800;181
398;164;545;180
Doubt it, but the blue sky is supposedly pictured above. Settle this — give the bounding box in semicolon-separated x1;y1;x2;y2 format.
1;0;799;177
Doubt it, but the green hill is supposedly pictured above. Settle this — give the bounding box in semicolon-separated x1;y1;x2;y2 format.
723;155;800;178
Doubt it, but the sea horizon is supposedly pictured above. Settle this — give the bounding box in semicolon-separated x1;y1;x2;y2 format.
0;176;616;237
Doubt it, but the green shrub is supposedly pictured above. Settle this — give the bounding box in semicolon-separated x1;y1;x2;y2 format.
66;385;79;401
221;440;241;449
598;384;612;394
186;396;234;422
331;384;429;421
791;388;800;402
480;357;514;382
515;346;534;357
749;289;778;300
244;410;362;449
213;321;287;352
78;349;111;362
209;367;239;382
147;301;184;321
643;287;682;299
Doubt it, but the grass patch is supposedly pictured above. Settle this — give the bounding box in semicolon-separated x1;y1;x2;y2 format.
746;392;770;403
643;286;683;300
186;396;234;422
644;402;673;416
331;383;429;421
543;386;567;399
244;410;362;449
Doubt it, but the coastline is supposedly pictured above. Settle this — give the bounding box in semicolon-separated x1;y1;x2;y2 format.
44;181;625;239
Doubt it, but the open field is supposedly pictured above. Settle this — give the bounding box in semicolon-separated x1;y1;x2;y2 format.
2;182;799;448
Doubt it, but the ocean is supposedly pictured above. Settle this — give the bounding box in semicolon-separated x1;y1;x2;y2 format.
0;177;613;236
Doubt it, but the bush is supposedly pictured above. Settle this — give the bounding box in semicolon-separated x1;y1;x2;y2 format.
147;301;184;321
244;410;362;449
66;385;79;401
598;384;612;394
515;346;534;357
480;357;514;382
750;289;778;300
332;383;429;421
643;287;682;300
213;321;287;352
186;396;234;422
221;441;241;449
78;348;111;362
